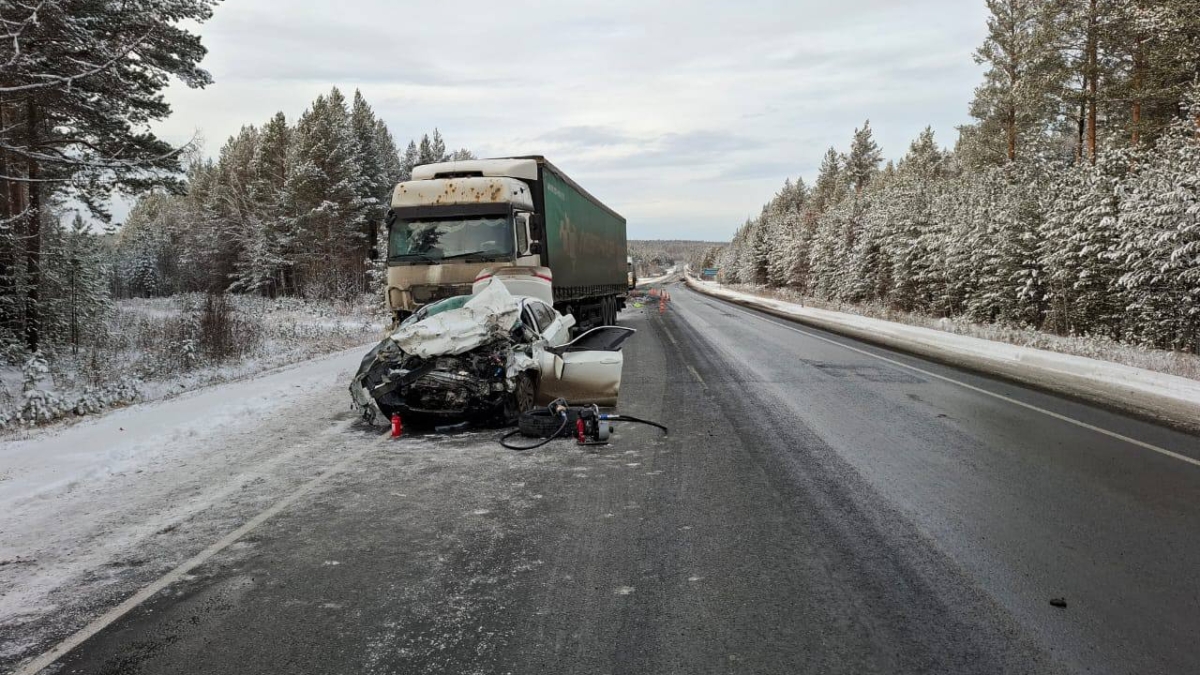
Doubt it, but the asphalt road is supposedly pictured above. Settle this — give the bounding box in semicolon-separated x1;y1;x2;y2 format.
9;281;1200;675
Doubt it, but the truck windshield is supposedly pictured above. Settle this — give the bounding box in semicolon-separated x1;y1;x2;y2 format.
389;216;514;262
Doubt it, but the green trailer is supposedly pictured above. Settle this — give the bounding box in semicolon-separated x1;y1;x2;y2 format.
523;156;628;311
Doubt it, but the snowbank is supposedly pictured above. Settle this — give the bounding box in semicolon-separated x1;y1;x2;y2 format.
0;294;382;433
686;277;1200;432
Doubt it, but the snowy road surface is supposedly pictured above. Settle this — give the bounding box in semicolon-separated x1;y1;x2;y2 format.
3;284;1200;674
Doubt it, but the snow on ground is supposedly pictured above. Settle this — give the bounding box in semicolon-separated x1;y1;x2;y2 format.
715;282;1200;381
688;278;1200;429
0;345;372;650
0;294;384;434
637;267;677;287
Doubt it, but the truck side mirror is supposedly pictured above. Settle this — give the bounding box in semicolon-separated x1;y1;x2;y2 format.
529;240;543;255
514;212;531;253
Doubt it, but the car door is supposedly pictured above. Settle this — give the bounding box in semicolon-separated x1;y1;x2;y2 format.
536;327;636;406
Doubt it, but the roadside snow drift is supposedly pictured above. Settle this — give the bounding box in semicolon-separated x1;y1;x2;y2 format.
687;277;1200;432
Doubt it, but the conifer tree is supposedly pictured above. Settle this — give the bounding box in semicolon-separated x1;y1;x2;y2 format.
845;121;883;196
284;88;372;297
0;0;218;350
965;0;1064;165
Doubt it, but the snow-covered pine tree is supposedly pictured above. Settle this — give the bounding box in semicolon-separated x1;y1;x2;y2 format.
883;128;947;312
775;178;812;290
244;112;293;296
0;0;218;350
60;214;112;352
430;129;448;163
765;180;801;288
962;162;1048;327
1111;0;1200;148
208;126;261;292
1115;87;1200;350
284;88;372;298
846;121;883;196
416;134;436;166
963;0;1063;166
824;123;884;300
1039;148;1128;337
350;93;403;291
401;141;420;181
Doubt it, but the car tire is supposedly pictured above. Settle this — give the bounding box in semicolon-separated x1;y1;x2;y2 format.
503;371;538;425
518;407;579;438
515;371;537;414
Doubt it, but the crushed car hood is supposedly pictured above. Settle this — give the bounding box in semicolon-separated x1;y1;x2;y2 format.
389;279;521;358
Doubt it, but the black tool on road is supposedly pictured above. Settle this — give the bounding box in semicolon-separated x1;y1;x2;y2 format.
499;399;668;450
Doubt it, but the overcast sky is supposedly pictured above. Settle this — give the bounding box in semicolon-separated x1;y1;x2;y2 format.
148;0;990;241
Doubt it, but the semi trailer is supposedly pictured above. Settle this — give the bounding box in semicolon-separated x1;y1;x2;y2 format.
385;156;628;331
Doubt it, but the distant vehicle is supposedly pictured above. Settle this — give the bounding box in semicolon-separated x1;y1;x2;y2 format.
385;156;628;332
627;256;637;290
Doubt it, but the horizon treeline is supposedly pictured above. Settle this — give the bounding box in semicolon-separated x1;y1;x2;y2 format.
714;0;1200;353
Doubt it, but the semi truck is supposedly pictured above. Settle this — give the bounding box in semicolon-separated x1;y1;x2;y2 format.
384;156;628;330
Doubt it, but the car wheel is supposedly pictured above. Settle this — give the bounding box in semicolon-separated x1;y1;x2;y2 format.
502;370;538;425
515;370;537;414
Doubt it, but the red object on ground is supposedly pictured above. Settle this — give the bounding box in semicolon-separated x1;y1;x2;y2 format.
576;418;586;443
391;413;402;438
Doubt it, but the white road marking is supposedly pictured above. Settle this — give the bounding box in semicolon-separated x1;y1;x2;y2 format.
686;365;706;386
693;290;1200;470
14;438;384;675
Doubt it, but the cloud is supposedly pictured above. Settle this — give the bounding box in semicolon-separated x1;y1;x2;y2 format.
147;0;989;240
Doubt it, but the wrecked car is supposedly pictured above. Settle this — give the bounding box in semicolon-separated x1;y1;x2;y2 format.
350;270;634;427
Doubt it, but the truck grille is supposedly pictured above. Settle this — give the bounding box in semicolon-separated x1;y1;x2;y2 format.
411;284;473;303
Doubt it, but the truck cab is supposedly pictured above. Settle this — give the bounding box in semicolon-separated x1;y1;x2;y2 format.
387;159;543;321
